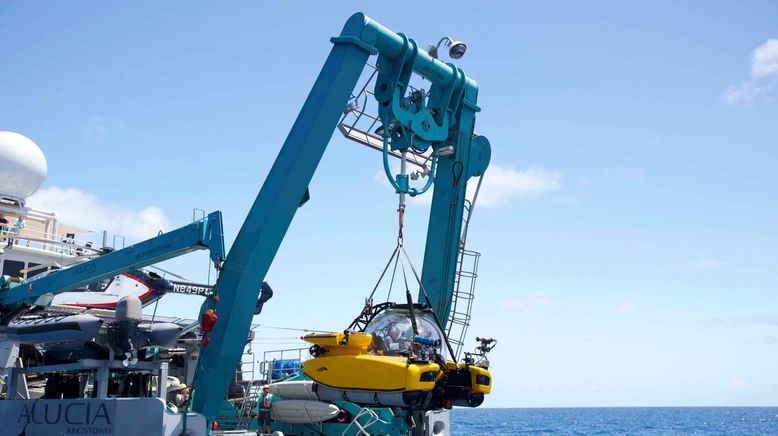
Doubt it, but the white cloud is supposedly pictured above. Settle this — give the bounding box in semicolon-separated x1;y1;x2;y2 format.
377;163;562;209
83;115;126;137
601;167;644;181
616;300;639;315
723;39;778;106
693;259;727;270
471;166;562;208
501;292;552;311
751;39;778;79
730;378;750;389
83;123;106;137
715;316;778;327
721;82;772;106
27;186;171;241
744;335;778;345
526;382;542;392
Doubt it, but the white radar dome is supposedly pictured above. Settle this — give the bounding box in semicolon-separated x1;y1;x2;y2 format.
0;131;48;203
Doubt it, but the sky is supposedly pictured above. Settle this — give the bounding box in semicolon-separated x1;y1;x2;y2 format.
1;1;777;408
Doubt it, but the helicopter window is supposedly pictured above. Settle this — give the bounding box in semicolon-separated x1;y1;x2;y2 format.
26;263;43;279
86;277;113;292
2;260;24;278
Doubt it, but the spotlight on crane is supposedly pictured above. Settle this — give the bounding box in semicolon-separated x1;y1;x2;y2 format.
428;36;468;60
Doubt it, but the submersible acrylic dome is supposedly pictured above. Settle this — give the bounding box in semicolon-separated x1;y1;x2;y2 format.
364;308;448;358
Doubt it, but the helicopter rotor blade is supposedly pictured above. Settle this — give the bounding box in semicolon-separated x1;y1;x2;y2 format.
146;265;189;281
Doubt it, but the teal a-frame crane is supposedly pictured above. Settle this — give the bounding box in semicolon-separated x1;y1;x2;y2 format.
193;13;490;419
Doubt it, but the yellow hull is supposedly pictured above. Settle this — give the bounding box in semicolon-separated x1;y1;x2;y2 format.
301;331;492;408
303;353;442;392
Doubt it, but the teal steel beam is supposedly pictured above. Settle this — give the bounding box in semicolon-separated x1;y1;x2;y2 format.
351;15;476;90
418;85;481;327
191;14;374;419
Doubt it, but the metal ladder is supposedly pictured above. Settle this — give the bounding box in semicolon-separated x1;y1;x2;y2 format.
224;341;262;431
445;199;481;360
232;379;263;430
342;407;387;436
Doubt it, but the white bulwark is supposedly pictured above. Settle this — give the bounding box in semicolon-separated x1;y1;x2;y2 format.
0;398;207;436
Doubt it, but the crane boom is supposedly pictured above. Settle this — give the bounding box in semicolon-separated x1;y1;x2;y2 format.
0;211;225;320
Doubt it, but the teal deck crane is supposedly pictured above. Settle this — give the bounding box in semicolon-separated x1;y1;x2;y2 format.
193;12;490;420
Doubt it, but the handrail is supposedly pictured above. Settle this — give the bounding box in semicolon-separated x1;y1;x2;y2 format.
1;226;105;255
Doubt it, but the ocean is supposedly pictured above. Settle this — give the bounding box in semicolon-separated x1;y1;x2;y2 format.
450;407;778;435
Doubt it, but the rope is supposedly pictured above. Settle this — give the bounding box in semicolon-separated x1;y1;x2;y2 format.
399;245;457;359
151;298;159;323
259;325;333;333
247;342;305;345
385;247;401;303
400;262;419;337
207;255;212;286
366;244;401;302
397;207;405;243
461;173;485;249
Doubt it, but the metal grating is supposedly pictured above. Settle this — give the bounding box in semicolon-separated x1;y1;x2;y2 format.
337;63;433;172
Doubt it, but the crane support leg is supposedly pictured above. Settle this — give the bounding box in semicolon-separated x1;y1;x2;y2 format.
191;21;373;418
419;86;482;327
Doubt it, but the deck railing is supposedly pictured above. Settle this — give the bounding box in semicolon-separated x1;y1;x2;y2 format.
1;221;105;257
